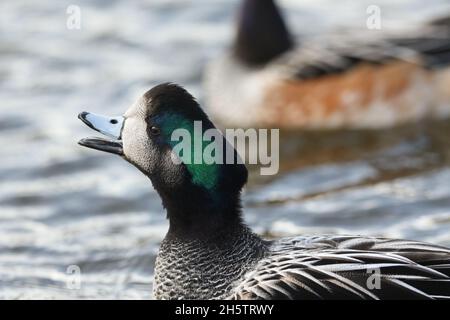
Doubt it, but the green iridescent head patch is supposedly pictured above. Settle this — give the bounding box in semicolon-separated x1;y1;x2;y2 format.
154;113;221;190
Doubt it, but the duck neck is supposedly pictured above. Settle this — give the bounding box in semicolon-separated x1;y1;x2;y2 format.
152;179;268;299
154;199;267;299
158;185;245;239
234;0;293;67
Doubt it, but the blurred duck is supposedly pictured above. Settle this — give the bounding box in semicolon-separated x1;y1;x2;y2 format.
205;0;450;129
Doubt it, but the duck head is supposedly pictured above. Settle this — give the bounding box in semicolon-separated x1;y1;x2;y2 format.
234;0;293;66
79;83;248;237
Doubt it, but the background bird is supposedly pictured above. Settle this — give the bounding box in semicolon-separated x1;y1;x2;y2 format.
205;0;450;129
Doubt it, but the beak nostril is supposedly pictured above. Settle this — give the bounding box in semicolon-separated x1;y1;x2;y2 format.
110;119;118;124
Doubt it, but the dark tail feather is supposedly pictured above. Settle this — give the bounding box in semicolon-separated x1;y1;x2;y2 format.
388;14;450;68
404;279;450;299
428;15;450;28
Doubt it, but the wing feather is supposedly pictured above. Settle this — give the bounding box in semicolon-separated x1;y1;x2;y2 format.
231;236;450;300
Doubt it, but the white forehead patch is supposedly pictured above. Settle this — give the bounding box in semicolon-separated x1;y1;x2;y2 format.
124;96;148;119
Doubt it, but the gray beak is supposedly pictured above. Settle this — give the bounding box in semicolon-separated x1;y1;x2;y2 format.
78;112;125;155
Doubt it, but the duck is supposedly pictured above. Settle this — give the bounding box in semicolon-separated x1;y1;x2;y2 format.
204;0;450;129
78;83;450;299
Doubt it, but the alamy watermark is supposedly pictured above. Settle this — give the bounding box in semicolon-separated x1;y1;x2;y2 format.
66;264;81;290
170;122;279;175
66;5;81;30
366;5;381;30
366;267;381;290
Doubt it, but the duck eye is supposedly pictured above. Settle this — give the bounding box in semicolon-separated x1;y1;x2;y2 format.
149;126;160;136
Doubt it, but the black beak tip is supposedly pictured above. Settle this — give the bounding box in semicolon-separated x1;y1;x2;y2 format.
78;112;97;131
78;111;88;121
78;138;88;146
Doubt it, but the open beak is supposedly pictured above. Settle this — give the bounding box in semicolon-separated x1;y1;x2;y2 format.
78;112;124;155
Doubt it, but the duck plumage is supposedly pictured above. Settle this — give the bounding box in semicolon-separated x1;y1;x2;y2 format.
233;235;450;299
